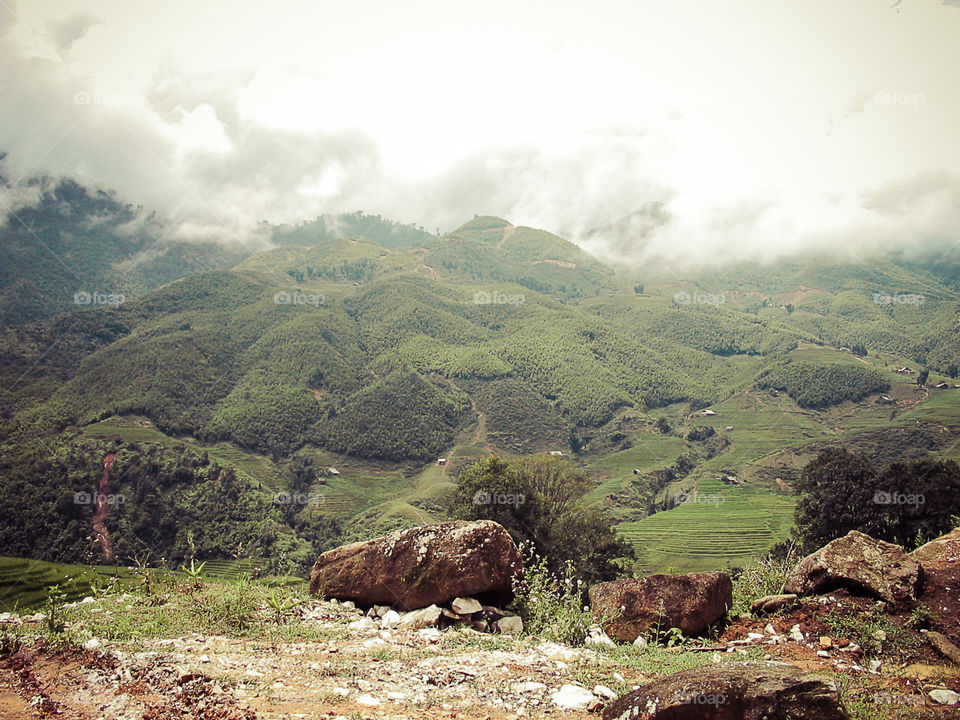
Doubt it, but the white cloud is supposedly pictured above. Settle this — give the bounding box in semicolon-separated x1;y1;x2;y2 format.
0;0;959;266
45;11;103;54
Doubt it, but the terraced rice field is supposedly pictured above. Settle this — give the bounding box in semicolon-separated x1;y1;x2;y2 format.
0;557;136;611
617;478;795;574
584;435;687;504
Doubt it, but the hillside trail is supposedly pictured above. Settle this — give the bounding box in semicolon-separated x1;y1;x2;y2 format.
91;453;116;561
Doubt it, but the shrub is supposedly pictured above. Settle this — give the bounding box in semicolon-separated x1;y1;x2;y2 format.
509;545;593;646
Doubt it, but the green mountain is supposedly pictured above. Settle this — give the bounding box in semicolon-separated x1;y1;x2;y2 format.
2;196;960;578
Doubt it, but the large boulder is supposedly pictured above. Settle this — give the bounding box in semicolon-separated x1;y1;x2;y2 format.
784;531;922;606
308;520;523;610
602;662;848;720
589;572;732;644
910;528;960;637
910;528;960;580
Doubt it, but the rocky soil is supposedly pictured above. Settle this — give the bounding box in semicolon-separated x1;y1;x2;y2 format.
3;590;960;719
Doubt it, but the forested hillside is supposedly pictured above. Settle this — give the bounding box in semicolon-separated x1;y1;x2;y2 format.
2;199;959;575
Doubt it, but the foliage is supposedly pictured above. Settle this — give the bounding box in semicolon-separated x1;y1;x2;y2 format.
447;454;635;585
0;176;246;327
508;545;594;646
313;370;470;461
757;362;889;409
730;545;801;617
823;606;919;658
792;448;960;552
0;436;322;573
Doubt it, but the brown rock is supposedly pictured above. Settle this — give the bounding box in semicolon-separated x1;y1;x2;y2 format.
910;528;960;571
751;593;799;615
496;616;523;634
308;521;523;610
602;662;848;720
925;631;960;665
589;572;732;644
910;528;960;637
784;531;922;606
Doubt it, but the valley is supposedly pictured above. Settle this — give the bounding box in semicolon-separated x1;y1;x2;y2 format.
3;207;959;596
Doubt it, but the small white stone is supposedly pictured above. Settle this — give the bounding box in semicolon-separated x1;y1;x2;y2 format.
418;627;442;641
550;684;595;709
356;694;381;706
380;610;401;629
82;638;101;651
593;684;617;700
538;642;577;661
929;689;960;706
347;617;377;631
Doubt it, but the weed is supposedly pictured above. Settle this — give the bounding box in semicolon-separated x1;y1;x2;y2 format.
509;543;593;646
824;608;919;658
730;545;800;617
908;604;933;631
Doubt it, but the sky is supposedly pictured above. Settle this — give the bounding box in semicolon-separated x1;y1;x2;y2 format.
1;0;960;264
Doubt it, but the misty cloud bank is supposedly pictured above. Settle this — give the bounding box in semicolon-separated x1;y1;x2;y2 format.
2;1;959;270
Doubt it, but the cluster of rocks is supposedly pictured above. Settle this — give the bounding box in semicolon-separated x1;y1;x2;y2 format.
309;521;525;636
302;520;960;717
309;520;521;611
349;596;523;634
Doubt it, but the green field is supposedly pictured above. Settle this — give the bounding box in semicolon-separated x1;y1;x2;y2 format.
617;478;796;574
0;557;137;611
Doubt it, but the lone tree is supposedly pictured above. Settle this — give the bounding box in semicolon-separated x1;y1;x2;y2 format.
918;369;930;387
447;454;635;586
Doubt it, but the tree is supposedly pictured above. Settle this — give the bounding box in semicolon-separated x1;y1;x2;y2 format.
634;284;644;294
792;448;960;551
918;369;930;387
447;454;635;586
